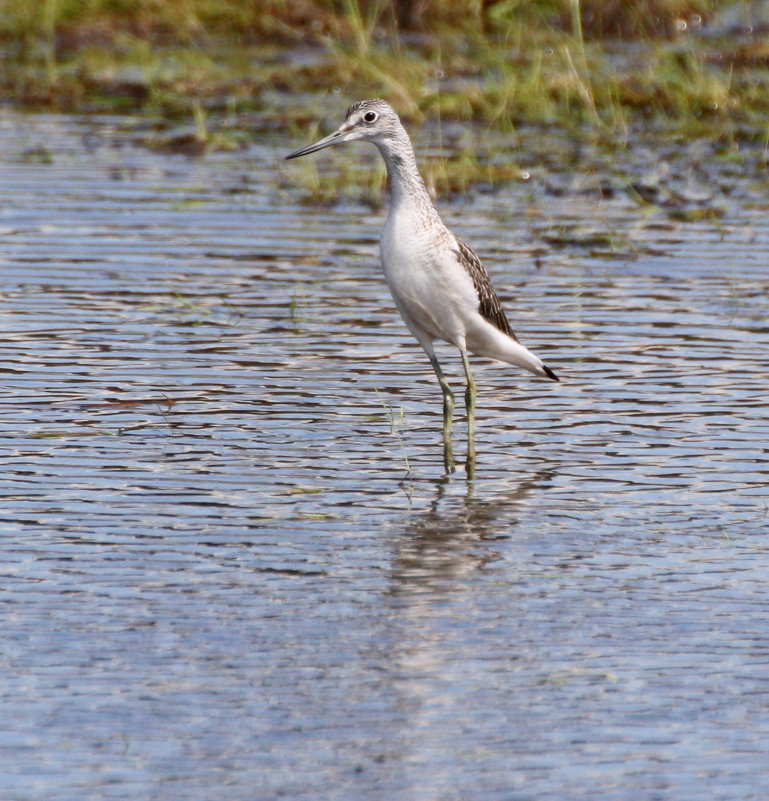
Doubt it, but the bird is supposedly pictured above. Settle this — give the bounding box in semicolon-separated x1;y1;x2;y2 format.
285;99;558;473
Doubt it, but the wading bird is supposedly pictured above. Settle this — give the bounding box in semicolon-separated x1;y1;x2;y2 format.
286;99;558;474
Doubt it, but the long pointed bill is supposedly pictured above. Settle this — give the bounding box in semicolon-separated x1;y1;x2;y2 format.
285;127;350;160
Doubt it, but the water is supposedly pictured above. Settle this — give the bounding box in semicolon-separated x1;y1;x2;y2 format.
1;110;768;800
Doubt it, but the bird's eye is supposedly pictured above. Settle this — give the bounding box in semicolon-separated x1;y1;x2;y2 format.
363;111;378;123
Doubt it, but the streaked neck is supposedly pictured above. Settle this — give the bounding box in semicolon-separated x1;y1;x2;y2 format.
376;133;436;217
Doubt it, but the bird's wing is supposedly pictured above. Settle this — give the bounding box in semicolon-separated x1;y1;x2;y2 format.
453;237;518;342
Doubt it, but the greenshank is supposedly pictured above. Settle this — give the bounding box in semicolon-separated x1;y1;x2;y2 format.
286;99;558;473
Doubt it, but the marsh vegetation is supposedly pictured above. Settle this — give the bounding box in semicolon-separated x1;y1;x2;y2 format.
3;1;768;152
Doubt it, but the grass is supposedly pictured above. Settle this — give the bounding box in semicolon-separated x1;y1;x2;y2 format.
2;1;767;193
374;388;412;483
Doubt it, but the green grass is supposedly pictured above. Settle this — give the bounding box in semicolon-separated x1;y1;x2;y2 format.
2;0;765;194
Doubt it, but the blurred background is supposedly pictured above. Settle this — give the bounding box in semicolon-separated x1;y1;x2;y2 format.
3;1;769;161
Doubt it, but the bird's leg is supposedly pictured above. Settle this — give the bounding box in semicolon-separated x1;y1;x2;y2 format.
460;351;477;476
429;354;455;473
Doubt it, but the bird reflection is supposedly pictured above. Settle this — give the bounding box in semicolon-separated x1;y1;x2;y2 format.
389;467;556;594
369;467;557;790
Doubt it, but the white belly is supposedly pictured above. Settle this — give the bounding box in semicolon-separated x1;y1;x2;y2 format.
380;210;477;345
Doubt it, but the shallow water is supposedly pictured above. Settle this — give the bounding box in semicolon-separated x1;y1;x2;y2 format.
1;110;768;800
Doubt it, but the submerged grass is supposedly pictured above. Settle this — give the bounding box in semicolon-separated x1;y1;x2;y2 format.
2;1;766;192
374;388;412;484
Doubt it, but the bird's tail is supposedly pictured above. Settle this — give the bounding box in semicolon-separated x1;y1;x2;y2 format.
488;338;559;382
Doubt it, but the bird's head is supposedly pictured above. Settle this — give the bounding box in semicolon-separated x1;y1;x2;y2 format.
285;99;402;159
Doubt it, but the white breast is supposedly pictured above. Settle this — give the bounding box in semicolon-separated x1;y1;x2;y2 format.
380;203;478;344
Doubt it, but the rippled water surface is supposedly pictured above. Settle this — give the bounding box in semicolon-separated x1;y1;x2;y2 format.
2;111;768;800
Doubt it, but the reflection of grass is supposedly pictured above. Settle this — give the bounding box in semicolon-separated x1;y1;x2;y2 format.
19;145;54;163
30;427;117;438
284;131;526;206
142;294;216;326
141;100;248;154
288;282;324;331
288;152;388;207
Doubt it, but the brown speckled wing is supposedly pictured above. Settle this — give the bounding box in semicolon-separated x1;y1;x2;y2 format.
454;237;518;342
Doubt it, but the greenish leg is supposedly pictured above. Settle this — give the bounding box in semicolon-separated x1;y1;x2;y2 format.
460;351;477;476
429;354;455;473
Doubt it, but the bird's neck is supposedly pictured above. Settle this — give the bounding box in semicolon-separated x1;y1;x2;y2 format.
376;133;438;220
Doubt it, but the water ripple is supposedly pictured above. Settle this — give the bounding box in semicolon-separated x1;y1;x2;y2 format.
1;111;768;801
